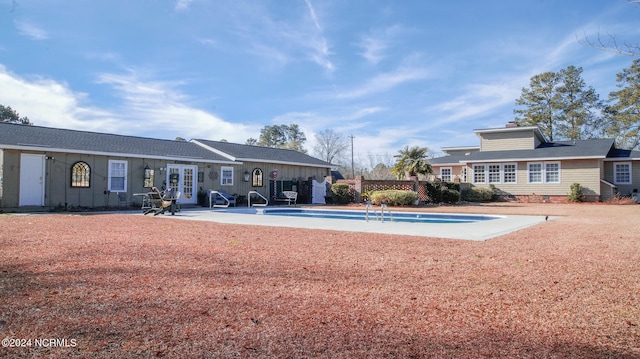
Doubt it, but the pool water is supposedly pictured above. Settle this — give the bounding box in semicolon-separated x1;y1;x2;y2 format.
213;207;501;224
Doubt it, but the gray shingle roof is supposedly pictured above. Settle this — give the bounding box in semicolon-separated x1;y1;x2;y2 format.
430;138;618;164
194;139;332;168
0;122;232;162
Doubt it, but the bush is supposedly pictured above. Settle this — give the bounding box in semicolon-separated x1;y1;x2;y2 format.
369;190;418;206
425;181;461;204
441;189;460;204
567;183;584;202
605;193;637;205
331;183;353;204
425;182;442;203
461;186;495;202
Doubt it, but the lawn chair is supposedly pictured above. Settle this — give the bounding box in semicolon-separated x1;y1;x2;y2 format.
282;191;298;206
143;187;179;216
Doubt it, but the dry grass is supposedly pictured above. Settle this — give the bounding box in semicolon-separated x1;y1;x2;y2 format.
1;203;639;358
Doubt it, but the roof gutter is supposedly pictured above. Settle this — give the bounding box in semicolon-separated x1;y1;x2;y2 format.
459;155;607;164
236;158;332;169
0;144;239;165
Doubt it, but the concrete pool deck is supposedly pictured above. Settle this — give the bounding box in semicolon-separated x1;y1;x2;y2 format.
150;206;550;241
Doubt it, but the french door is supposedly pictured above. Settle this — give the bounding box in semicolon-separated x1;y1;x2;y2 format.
166;164;198;204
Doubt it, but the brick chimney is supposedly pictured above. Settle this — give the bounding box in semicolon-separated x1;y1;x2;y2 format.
506;121;518;128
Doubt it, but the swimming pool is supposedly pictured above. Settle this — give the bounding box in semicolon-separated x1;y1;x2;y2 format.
212;207;502;223
163;207;547;240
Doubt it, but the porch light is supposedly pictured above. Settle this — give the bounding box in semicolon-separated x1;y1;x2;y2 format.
243;170;250;182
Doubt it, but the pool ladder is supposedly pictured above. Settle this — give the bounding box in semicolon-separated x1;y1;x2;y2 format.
248;191;268;207
365;202;393;222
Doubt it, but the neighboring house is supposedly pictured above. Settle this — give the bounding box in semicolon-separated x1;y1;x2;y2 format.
429;123;640;202
0;123;332;210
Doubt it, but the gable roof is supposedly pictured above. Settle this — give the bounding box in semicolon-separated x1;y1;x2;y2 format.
431;138;618;165
0;122;235;163
192;139;333;168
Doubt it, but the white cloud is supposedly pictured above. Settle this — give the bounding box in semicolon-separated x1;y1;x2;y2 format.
304;0;334;72
219;0;334;72
14;20;48;40
426;80;520;128
357;25;407;65
335;65;431;100
359;36;386;65
95;70;257;142
175;0;194;11
0;65;121;132
0;65;258;143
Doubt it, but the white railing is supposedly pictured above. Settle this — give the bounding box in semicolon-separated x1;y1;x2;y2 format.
248;191;268;207
380;203;393;222
365;201;393;222
365;201;377;222
209;190;231;208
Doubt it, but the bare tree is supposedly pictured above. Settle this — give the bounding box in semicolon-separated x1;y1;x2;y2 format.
578;1;640;57
313;129;348;164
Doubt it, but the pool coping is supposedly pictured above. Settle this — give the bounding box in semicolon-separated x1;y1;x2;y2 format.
151;206;549;241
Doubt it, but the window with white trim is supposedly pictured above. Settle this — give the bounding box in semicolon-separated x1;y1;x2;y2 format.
108;160;127;192
528;163;542;183
614;162;632;184
461;167;468;182
488;164;501;183
440;167;452;182
528;162;560;184
545;162;560;183
473;165;486;184
472;163;517;184
221;166;234;186
503;164;517;183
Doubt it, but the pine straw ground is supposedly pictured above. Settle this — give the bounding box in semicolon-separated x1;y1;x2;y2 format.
1;203;639;358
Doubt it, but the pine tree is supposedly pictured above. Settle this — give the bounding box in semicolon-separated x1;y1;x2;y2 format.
0;105;32;125
604;59;640;150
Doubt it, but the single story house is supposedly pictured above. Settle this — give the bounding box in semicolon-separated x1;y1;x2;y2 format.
429;123;640;202
0;122;332;210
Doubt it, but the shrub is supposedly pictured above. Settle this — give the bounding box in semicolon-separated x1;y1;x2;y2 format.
425;181;461;204
331;183;353;204
605;193;637;205
446;182;460;192
461;186;495;202
369;190;418;206
441;189;460;204
425;182;442;203
567;183;584;203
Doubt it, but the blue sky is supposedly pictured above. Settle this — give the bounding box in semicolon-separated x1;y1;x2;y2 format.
1;0;639;165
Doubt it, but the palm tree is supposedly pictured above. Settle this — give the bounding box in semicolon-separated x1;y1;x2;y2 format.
391;145;432;179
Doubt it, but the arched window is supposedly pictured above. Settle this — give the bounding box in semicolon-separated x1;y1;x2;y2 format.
252;168;263;187
71;161;91;188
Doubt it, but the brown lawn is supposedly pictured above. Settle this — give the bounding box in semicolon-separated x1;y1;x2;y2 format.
1;203;639;358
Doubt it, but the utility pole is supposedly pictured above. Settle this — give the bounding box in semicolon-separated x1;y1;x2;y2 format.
349;134;355;178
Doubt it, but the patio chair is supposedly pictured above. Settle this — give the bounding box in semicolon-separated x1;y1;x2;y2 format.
144;188;179;215
282;191;298;206
117;192;130;208
274;191;298;206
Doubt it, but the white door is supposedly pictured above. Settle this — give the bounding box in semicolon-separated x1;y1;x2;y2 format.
19;154;46;206
166;164;198;204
